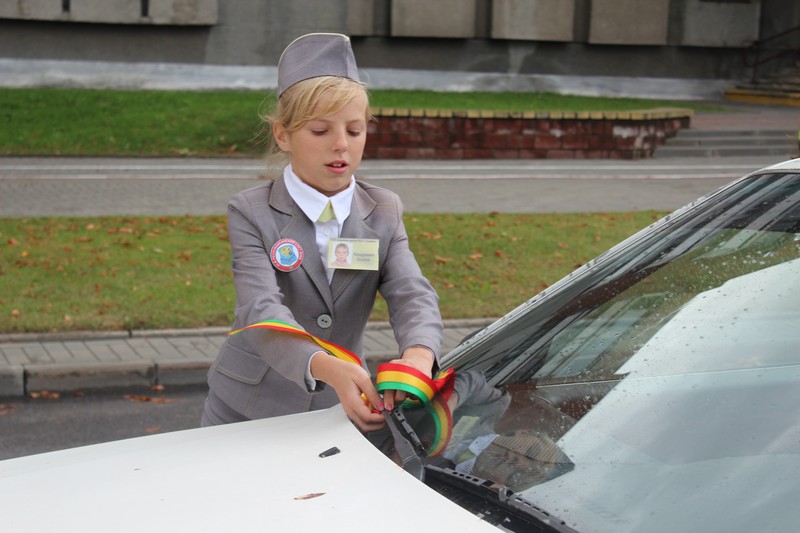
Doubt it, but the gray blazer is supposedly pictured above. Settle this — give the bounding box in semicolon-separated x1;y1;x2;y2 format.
207;176;443;420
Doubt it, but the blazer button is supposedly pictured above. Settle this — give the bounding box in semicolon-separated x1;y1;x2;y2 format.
317;314;333;329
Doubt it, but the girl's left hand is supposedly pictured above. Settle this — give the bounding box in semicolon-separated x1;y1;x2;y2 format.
381;346;434;410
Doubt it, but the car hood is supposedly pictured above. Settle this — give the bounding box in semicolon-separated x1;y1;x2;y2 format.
0;405;496;532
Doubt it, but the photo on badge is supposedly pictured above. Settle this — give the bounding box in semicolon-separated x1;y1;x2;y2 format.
327;238;379;270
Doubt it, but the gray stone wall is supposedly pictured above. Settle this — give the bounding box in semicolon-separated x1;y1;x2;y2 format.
0;0;795;80
491;0;575;42
0;0;218;24
680;0;761;47
589;0;670;45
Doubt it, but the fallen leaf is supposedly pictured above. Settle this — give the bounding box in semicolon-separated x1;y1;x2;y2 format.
145;425;161;433
29;390;60;400
125;394;151;403
434;255;453;264
151;397;177;404
294;493;326;500
125;394;175;404
7;238;19;246
0;403;21;415
494;249;506;258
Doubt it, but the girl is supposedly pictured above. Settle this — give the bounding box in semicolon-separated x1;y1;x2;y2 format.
202;33;443;432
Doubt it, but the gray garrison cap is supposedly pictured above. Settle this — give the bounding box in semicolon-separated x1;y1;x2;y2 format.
277;33;360;96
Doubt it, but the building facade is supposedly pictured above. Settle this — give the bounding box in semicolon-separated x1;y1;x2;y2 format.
0;0;797;82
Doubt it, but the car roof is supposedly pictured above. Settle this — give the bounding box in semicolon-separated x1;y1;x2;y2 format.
761;157;800;172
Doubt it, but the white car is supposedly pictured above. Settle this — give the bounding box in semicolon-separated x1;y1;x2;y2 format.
3;158;800;532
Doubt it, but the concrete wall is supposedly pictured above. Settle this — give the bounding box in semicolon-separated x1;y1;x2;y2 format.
391;0;479;38
0;0;795;80
589;0;670;45
0;0;218;24
680;0;761;47
491;0;575;42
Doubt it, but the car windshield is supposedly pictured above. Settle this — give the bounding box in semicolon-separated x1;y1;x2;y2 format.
382;172;800;532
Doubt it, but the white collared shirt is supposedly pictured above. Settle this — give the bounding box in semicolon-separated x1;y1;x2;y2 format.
283;165;355;390
283;165;355;283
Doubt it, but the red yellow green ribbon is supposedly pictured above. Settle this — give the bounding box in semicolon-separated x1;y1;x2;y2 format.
424;395;454;457
376;363;455;406
229;319;456;455
228;319;362;366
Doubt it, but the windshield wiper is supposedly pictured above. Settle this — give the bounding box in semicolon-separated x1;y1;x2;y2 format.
424;465;578;533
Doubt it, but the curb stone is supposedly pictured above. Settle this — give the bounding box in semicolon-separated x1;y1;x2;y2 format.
24;361;157;394
0;319;497;398
0;366;25;397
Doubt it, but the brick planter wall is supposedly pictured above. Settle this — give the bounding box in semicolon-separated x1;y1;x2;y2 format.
365;108;693;160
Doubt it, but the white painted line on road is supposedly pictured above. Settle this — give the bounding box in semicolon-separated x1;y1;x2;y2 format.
0;173;745;181
362;174;746;181
367;163;771;171
0;162;769;172
0;164;265;172
0;174;265;180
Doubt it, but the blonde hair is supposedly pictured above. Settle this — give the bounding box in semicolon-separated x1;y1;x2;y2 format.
261;76;372;175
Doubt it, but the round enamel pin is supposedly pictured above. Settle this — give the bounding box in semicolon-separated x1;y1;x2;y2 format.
270;239;303;272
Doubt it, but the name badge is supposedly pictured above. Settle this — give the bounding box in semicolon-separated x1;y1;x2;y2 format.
327;238;379;271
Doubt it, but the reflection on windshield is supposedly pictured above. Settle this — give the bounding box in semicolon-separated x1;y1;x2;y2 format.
408;172;800;532
413;371;574;492
449;173;800;389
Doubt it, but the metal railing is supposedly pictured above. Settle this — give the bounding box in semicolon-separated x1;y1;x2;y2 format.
743;25;800;83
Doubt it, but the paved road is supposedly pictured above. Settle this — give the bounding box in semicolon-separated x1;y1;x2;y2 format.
0;385;207;461
0;156;782;217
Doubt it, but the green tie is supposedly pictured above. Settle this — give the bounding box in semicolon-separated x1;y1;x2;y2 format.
317;201;335;223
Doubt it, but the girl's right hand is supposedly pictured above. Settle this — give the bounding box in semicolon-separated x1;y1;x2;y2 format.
310;352;385;432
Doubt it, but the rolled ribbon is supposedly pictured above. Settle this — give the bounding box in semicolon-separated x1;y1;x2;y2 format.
376;362;455;406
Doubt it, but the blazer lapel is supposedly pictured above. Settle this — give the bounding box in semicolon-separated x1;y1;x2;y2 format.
269;177;334;310
331;184;380;301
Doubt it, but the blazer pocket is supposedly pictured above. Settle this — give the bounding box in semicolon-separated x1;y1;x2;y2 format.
209;340;316;419
215;342;269;385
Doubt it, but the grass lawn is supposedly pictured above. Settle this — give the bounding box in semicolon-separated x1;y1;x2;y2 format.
0;211;665;333
0;88;722;157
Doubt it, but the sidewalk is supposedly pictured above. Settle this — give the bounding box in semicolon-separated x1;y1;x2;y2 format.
0;320;494;397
